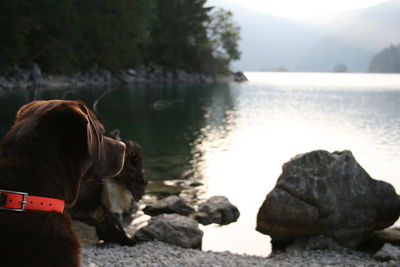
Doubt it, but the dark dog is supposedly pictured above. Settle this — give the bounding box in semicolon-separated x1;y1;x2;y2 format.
0;100;125;267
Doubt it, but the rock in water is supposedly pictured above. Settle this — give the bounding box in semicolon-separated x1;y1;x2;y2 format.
143;195;195;216
193;196;240;225
134;214;203;249
256;150;400;248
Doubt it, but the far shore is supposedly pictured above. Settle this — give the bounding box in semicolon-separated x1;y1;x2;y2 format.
0;64;243;92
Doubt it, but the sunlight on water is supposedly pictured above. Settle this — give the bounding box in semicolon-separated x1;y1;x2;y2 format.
246;72;400;90
192;72;400;256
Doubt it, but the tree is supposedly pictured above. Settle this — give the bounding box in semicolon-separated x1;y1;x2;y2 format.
73;0;154;71
147;0;211;72
368;44;400;73
205;8;241;74
0;0;28;71
22;0;79;73
0;0;241;75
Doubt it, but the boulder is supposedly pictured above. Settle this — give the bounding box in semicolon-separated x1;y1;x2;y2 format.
256;150;400;248
143;195;195;216
134;214;203;248
192;196;240;225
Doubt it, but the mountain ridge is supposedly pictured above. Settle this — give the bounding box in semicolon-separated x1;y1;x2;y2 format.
208;0;400;72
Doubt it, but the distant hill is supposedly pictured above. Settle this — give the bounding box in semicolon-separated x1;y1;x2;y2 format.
368;44;400;73
207;0;400;72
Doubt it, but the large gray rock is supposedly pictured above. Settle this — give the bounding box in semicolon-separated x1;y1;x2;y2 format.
134;214;203;249
193;196;240;225
256;150;400;248
143;195;195;216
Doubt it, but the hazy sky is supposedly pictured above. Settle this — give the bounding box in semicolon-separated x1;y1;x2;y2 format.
216;0;389;18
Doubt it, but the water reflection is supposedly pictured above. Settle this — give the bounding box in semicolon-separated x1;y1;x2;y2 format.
189;73;400;255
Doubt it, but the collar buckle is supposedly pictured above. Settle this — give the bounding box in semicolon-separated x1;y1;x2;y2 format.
0;190;28;212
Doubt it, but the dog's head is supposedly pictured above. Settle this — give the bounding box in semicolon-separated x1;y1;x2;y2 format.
0;100;125;205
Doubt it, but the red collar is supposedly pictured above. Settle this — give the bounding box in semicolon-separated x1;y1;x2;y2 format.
0;190;64;213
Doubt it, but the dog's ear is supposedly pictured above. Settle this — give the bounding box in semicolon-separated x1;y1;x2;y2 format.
35;102;92;158
74;102;102;162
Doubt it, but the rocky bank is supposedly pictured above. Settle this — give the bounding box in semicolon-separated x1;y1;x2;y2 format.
0;64;244;90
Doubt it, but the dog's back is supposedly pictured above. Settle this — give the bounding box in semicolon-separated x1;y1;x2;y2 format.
0;210;80;266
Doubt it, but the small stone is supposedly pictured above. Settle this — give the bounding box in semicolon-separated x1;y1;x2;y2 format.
143;195;195;216
374;243;400;261
195;196;240;225
134;214;203;248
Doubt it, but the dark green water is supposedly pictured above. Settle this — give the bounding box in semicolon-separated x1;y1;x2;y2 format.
0;83;233;197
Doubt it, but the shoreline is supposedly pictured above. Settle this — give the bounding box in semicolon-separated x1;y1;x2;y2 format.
82;241;385;267
0;64;241;91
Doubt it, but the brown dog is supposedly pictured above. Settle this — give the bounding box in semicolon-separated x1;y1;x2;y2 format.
0;100;125;267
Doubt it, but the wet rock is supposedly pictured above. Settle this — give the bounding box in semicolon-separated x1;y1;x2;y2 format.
101;178;135;220
151;99;171;111
69;65;112;86
374;243;400;261
256;150;400;248
176;70;192;83
233;71;248;82
147;68;164;82
127;69;136;76
31;63;43;85
134;214;203;249
143;195;195;216
0;76;13;90
114;70;137;84
193;196;240;225
189;182;203;187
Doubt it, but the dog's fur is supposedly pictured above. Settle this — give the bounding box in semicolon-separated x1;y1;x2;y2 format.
0;100;125;267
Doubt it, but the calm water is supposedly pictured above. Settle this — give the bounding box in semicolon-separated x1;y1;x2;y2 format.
1;72;400;256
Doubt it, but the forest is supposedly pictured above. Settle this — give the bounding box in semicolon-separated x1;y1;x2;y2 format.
368;44;400;73
0;0;240;75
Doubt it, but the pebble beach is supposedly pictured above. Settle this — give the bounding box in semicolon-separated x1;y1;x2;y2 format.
82;241;388;267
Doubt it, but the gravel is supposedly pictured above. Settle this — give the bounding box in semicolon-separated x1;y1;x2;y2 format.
82;241;390;267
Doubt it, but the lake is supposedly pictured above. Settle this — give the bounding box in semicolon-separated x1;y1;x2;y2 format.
1;72;400;256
